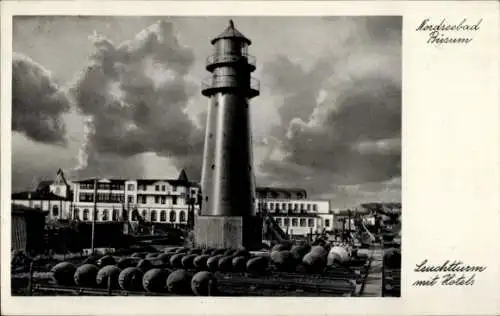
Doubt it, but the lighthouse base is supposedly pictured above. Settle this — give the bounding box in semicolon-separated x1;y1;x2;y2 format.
194;215;262;250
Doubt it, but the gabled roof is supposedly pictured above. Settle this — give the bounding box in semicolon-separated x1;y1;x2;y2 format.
211;19;251;45
177;169;189;182
12;191;69;201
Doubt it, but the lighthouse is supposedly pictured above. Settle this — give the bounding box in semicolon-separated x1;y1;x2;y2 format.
194;20;262;250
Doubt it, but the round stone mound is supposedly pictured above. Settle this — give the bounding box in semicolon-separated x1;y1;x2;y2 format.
246;256;269;276
96;265;121;288
136;259;154;272
302;252;326;274
166;269;192;294
51;262;77;286
206;255;224;272
218;256;233;272
143;268;169;293
118;267;144;291
271;251;296;272
170;254;185;269
74;264;99;287
193;255;210;270
191;271;218;296
181;254;198;269
232;256;247;272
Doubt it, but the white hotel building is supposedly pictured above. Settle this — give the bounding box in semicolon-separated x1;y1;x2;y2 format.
71;170;200;226
255;187;336;236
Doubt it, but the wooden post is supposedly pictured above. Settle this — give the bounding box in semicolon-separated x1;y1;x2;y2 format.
27;259;35;296
91;179;98;255
107;274;112;296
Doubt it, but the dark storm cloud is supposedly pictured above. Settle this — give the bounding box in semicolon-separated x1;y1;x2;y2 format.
12;53;71;145
259;16;402;196
70;19;204;178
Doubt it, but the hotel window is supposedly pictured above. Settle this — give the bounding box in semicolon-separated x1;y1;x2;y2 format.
127;184;135;191
284;218;290;226
288;203;292;210
300;203;305;210
80;183;94;190
312;204;317;211
172;196;178;205
155;196;160;204
179;211;186;222
292;218;298;226
83;209;90;221
160;211;167;222
112;209;119;221
276;218;282;226
307;204;311;211
79;193;94;202
308;219;314;227
281;203;286;210
173;186;177;192
128;195;134;203
169;211;176;222
151;210;157;222
269;203;274;210
73;208;80;220
141;210;147;218
294;204;298;211
155;185;160;191
325;219;330;227
98;183;110;190
102;209;109;221
161;196;166;204
52;205;59;217
300;218;306;227
162;185;166;191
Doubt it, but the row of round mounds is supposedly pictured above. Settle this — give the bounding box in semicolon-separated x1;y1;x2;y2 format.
51;261;218;295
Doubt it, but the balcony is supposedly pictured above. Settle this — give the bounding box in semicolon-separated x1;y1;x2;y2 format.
206;53;256;72
201;75;260;98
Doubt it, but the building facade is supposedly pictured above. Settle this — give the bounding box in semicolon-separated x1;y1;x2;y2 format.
255;188;335;237
11;169;74;222
71;170;201;226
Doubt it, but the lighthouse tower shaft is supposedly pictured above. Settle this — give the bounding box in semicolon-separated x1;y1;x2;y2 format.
195;20;262;250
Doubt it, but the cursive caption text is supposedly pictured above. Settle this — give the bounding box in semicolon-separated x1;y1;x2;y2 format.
412;259;487;287
416;18;482;45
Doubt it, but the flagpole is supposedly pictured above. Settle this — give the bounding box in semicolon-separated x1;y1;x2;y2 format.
91;178;97;255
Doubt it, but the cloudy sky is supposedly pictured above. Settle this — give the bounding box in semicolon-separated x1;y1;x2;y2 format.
12;16;401;208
